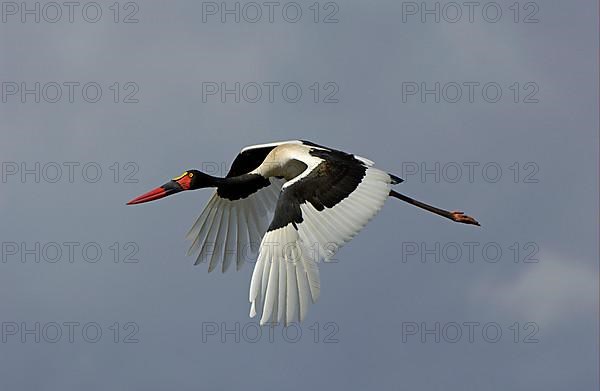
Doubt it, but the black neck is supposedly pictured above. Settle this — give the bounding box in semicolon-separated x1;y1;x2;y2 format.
215;173;270;201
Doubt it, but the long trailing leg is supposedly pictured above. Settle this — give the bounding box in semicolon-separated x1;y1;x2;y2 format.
389;190;480;226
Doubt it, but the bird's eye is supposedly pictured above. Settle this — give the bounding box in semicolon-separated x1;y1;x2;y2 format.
189;173;194;178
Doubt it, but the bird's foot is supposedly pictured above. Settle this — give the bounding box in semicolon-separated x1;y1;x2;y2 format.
450;211;480;226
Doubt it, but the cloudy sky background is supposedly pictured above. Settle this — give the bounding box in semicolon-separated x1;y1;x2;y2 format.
1;0;598;389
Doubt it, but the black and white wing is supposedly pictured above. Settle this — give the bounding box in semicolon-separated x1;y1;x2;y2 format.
186;141;302;272
249;149;396;325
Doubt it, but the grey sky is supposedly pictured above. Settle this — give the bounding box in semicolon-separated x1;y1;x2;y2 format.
0;1;598;390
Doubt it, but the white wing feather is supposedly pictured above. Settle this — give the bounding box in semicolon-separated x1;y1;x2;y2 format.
186;178;283;271
249;167;392;325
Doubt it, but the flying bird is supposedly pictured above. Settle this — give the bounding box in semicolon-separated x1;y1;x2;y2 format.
127;140;479;325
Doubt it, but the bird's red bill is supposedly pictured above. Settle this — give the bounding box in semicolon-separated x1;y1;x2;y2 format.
127;187;168;205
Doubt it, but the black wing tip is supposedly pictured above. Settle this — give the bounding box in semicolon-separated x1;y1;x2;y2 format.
300;140;330;150
389;173;404;184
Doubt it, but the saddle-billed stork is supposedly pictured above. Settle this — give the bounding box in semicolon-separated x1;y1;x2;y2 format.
127;140;479;325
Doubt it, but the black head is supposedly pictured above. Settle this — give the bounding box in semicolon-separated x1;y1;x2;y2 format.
126;169;217;205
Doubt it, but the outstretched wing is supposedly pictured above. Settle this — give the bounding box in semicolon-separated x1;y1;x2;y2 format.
249;149;394;325
186;141;301;272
